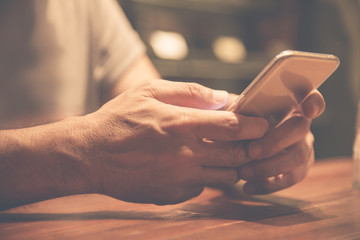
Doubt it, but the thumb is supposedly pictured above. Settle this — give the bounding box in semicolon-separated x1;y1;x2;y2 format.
301;90;325;119
146;80;229;110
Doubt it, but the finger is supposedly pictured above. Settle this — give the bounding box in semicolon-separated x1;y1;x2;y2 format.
222;93;239;110
242;148;314;195
145;80;229;110
201;167;239;187
176;109;268;141
198;140;249;167
164;104;269;141
240;133;314;181
242;135;314;195
301;90;325;119
247;116;310;159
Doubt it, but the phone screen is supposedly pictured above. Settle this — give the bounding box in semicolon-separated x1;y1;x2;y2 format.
229;50;340;127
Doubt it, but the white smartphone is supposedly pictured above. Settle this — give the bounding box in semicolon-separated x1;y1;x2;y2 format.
228;50;340;127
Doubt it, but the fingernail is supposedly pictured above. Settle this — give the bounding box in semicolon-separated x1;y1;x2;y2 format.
312;103;320;118
248;142;262;158
241;167;254;180
213;90;229;104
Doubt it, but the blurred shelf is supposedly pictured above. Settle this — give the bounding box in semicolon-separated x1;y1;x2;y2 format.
152;58;268;81
124;0;284;15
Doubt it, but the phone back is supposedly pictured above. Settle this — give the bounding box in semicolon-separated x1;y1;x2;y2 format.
229;51;339;127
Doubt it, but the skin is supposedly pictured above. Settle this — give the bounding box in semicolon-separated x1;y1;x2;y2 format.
0;55;326;210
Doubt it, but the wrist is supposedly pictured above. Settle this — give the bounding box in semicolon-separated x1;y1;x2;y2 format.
36;116;95;196
0;116;94;209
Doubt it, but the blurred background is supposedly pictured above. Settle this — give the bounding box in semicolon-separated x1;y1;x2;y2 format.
118;0;360;159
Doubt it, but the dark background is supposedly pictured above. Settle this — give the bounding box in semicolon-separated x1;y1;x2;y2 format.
118;0;360;159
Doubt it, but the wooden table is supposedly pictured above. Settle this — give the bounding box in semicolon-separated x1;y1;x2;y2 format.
0;157;359;240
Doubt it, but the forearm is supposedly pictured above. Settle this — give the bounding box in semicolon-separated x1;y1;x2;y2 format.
104;55;160;102
0;117;92;210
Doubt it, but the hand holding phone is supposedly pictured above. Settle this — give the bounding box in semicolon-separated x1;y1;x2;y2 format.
228;50;340;127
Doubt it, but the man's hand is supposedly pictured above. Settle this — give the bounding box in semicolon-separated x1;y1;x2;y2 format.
237;91;325;194
0;79;325;209
80;80;269;204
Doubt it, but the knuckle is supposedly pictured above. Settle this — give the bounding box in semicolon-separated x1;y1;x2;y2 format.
162;111;191;133
225;114;243;138
140;79;160;97
230;142;247;166
187;82;209;98
224;115;268;140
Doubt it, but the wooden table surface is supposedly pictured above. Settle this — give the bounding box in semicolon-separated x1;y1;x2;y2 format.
0;157;359;240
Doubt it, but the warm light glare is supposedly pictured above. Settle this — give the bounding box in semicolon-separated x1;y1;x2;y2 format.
149;30;188;60
212;36;247;63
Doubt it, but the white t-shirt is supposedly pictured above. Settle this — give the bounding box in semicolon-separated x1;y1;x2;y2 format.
0;0;145;128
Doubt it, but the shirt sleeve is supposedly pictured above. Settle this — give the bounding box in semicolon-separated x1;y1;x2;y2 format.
89;0;146;95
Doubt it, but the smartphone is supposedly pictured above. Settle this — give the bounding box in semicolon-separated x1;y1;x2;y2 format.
228;50;340;127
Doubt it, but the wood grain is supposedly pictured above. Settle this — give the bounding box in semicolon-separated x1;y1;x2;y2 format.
0;158;359;240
